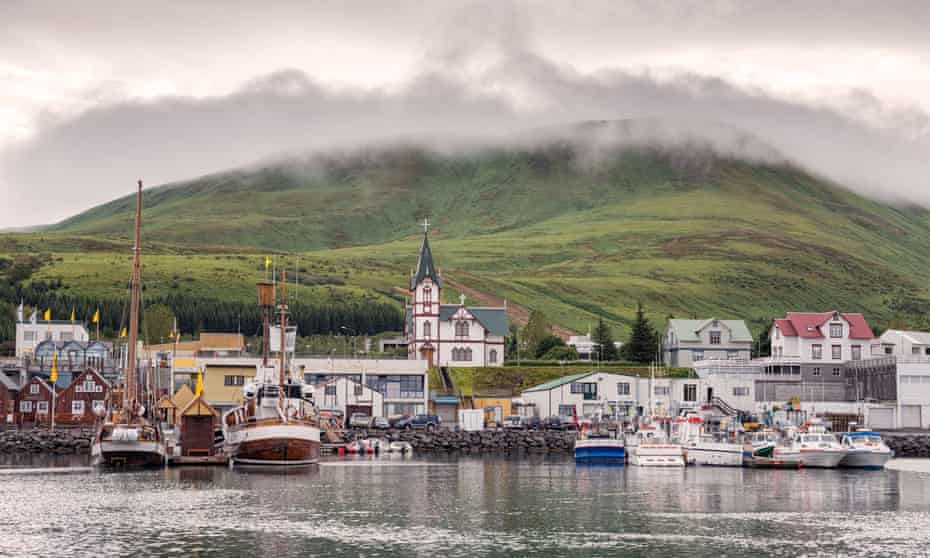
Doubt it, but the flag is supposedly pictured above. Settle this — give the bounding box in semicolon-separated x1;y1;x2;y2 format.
16;302;23;323
70;308;75;323
43;308;51;321
195;369;204;397
50;352;58;383
264;256;271;271
29;310;37;325
120;327;127;339
92;309;99;324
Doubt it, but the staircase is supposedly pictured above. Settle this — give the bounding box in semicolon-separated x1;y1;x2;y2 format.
709;396;750;421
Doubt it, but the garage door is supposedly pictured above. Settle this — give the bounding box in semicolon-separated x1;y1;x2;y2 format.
901;405;922;429
868;407;895;429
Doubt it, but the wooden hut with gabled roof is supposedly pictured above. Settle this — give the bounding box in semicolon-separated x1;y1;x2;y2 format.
157;395;178;426
178;395;219;457
171;384;195;414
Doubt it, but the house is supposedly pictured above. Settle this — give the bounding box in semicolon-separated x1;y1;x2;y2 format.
200;362;258;414
0;374;20;426
15;318;89;359
32;340;113;386
406;223;509;367
178;395;220;457
878;330;930;358
875;330;930;429
143;332;245;359
770;311;874;362
663;319;753;367
313;377;384;419
567;335;623;361
15;376;54;425
298;358;429;418
53;368;109;426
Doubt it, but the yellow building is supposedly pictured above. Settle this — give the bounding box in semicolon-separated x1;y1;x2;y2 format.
145;332;246;358
201;363;257;413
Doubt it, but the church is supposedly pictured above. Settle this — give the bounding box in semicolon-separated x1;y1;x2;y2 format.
406;222;509;368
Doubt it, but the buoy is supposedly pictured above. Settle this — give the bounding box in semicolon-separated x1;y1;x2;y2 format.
337;447;345;456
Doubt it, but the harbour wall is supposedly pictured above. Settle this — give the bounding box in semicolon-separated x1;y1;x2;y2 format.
347;428;578;453
0;428;93;454
881;432;930;458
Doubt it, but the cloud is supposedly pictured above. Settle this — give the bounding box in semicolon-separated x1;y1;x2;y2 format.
2;1;930;226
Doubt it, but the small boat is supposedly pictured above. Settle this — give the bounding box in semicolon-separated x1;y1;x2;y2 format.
840;431;893;469
789;422;847;468
673;412;743;467
747;443;803;469
626;424;685;467
388;441;413;455
574;428;625;464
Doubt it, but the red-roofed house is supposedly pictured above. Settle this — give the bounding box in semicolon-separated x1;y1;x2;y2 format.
770;311;875;362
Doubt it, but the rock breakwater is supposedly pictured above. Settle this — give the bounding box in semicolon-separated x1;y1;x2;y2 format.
347;428;577;453
0;428;93;454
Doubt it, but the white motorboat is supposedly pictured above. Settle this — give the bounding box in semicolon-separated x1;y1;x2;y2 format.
840;431;893;469
388;441;413;455
626;424;685;467
789;423;847;468
672;413;743;467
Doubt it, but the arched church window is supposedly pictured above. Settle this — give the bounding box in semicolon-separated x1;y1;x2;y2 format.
423;321;431;338
465;348;473;361
455;321;469;337
489;349;498;363
423;287;432;306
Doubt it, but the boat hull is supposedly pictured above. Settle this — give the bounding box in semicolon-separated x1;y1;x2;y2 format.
574;439;625;464
93;440;166;468
798;449;847;468
686;443;744;466
226;422;321;465
840;449;892;469
629;445;685;467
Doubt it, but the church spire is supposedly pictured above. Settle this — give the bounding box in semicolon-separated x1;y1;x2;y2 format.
411;218;441;290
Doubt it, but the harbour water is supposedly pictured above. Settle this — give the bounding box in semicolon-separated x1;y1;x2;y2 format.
3;454;930;557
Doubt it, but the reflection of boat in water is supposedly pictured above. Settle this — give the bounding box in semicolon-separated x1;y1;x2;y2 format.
574;429;625;464
626;424;685;467
223;275;321;466
840;431;893;469
92;181;166;468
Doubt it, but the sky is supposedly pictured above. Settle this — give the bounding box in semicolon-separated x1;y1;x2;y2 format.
1;0;929;228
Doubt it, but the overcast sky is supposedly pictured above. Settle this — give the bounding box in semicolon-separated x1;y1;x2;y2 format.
2;0;929;228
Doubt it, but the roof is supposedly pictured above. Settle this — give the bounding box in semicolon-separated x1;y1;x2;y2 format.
884;330;930;346
146;332;244;353
774;312;874;340
180;395;219;417
171;384;195;411
523;372;593;393
667;319;753;342
0;373;21;391
432;396;460;404
438;305;510;337
411;233;441;289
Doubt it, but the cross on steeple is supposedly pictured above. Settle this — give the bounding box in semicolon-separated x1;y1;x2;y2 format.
459;293;466;306
422;218;430;234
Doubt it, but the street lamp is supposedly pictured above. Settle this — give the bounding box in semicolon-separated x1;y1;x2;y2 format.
340;326;357;358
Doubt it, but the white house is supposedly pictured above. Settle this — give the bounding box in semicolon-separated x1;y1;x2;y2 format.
770;311;875;362
313;377;385;419
406;222;509;368
16;318;89;359
567;334;623;361
663;318;753;367
878;330;930;358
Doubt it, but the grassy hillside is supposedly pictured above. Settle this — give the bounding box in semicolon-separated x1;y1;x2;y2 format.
9;135;930;339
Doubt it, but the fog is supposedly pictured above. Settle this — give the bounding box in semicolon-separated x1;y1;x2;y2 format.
2;1;929;227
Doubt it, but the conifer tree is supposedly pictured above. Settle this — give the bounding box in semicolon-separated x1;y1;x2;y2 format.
621;302;658;364
592;317;618;361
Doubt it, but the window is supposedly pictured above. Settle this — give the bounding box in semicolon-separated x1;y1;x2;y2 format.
683;384;697;402
913;347;922;355
453;347;473;361
852;345;862;361
224;375;245;386
83;380;95;392
617;382;630;396
20;401;32;413
422;321;431;338
92;400;105;413
727;350;739;360
354;383;363;396
71;400;84;415
399;376;424;398
24;331;35;342
733;387;750;396
830;323;843;338
423;286;432;306
571;382;597;400
30;384;39;395
654;386;670;396
811;345;822;360
832;367;841;377
710;331;721;345
812;367;821;376
455;321;469;337
37;401;48;413
692;350;704;362
324;384;336;396
832;345;841;360
489;349;498;364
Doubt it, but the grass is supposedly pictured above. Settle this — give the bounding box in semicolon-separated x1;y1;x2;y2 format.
447;365;692;395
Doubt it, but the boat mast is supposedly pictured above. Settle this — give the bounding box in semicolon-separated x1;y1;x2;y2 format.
126;179;143;413
279;269;287;388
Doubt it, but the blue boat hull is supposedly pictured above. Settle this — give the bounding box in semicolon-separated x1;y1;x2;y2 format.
574;446;626;464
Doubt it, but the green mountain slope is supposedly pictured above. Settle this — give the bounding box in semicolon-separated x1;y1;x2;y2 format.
15;132;930;337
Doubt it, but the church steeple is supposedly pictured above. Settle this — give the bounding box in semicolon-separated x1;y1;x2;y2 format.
411;218;441;290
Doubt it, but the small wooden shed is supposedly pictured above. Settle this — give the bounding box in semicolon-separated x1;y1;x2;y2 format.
157;396;177;426
179;395;219;457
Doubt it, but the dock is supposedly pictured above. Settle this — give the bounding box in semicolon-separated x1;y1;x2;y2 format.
167;455;230;466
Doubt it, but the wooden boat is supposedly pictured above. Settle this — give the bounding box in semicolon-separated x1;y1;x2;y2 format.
92;181;166;468
223;276;321;466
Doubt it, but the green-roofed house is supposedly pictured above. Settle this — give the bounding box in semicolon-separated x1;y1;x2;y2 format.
663;318;753;367
406;221;509;367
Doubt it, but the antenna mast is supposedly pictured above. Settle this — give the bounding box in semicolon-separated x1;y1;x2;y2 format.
279;270;287;388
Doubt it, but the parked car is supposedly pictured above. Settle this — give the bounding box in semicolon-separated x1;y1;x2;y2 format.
400;414;442;431
544;416;564;430
523;416;543;430
503;415;524;429
560;415;578;430
387;414;410;428
349;413;372;428
370;416;390;430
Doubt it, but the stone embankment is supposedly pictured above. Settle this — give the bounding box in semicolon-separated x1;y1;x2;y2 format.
0;428;93;454
881;432;930;458
347;428;577;453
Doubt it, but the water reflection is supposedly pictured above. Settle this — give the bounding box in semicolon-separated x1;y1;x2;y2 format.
0;454;928;557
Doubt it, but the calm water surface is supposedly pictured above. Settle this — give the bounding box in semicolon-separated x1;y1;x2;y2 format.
2;454;930;557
